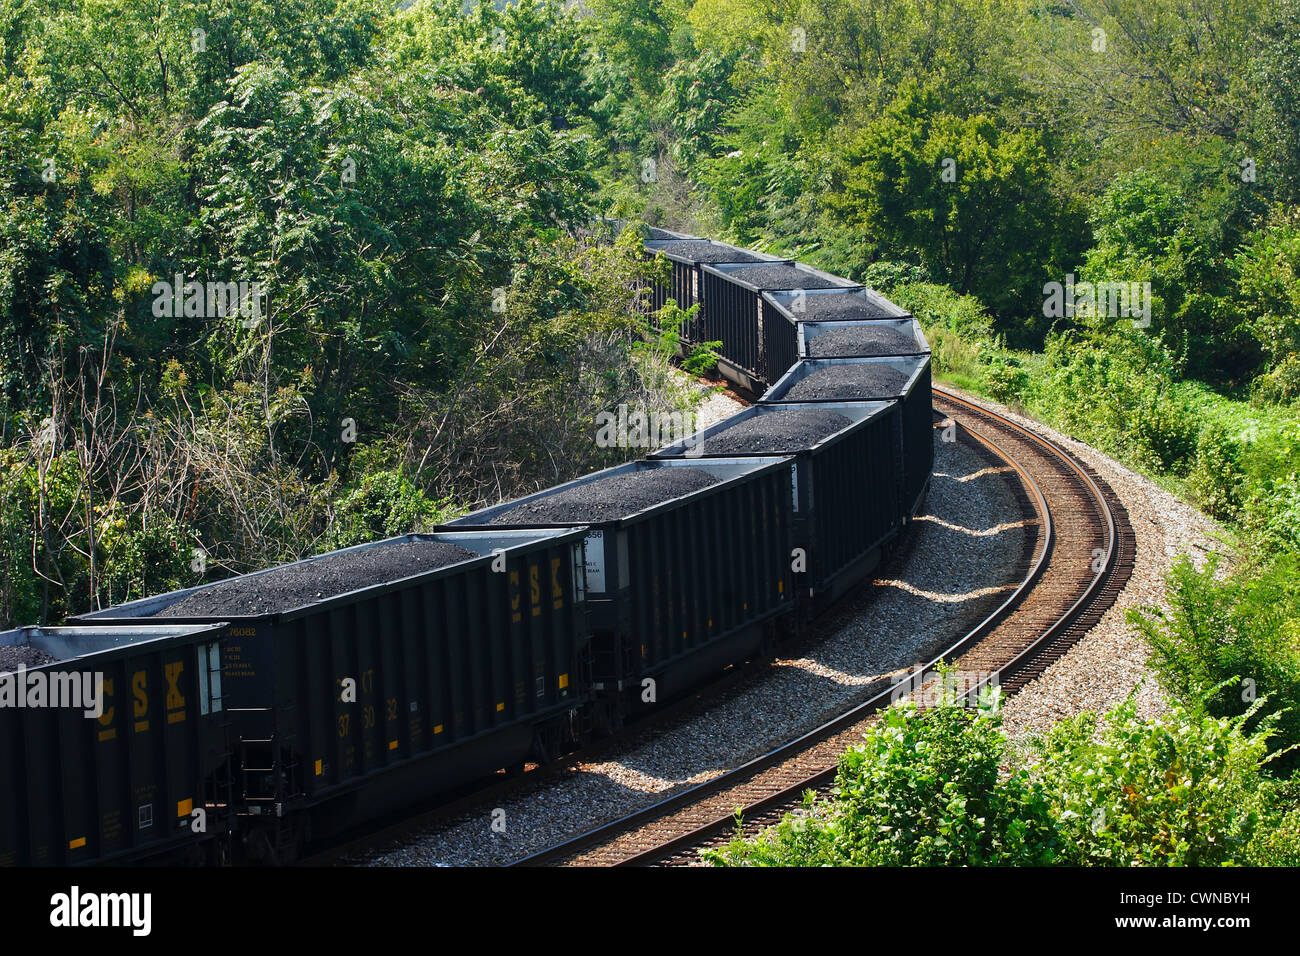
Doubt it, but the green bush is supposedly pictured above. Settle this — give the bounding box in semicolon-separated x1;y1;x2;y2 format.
1129;555;1300;775
98;516;195;608
1244;476;1300;558
891;281;995;340
1189;419;1247;520
1248;781;1300;865
1238;421;1300;558
705;696;1061;866
1131;391;1200;474
860;260;931;292
1028;328;1201;474
328;470;449;550
1031;699;1277;866
980;352;1030;405
1233;207;1300;402
0;447;91;626
706;694;1292;867
886;282;997;389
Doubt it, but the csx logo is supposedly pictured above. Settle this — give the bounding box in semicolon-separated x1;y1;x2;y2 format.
101;664;187;736
509;564;547;620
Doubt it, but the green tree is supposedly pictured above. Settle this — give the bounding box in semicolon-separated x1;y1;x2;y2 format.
1080;162;1259;381
830;84;1082;338
1233;208;1300;402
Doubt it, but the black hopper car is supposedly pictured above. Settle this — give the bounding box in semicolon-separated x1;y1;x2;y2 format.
3;230;933;865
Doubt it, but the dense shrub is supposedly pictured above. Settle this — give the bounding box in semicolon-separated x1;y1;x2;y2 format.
328;470;449;550
887;282;996;388
705;696;1061;866
1130;555;1300;775
1233;207;1300;402
706;695;1290;866
1030;700;1277;866
980;352;1030;405
97;515;196;608
1189;419;1247;520
1029;329;1201;474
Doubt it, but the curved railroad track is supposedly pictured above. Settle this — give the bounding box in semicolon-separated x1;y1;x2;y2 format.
510;387;1135;867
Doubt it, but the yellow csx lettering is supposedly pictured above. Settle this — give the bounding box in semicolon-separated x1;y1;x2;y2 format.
551;557;563;609
530;564;541;616
132;670;148;718
509;570;521;622
165;661;186;723
97;678;115;726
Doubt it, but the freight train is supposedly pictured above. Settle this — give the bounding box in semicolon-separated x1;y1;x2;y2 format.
0;227;933;865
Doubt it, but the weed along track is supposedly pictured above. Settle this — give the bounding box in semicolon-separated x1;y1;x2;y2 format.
510;388;1133;867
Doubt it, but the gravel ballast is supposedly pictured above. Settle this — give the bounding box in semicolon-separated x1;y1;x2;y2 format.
156;541;480;617
722;264;847;290
781;363;910;400
779;291;897;321
807;325;918;358
0;644;57;672
488;468;719;525
654;241;767;264
690;409;853;455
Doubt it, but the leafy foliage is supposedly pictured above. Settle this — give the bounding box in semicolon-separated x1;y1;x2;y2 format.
829;84;1083;336
707;696;1289;866
0;0;700;624
705;698;1060;866
1129;555;1300;775
1031;700;1277;866
327;470;448;550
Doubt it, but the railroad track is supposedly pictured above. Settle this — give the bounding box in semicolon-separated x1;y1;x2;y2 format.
510;387;1134;867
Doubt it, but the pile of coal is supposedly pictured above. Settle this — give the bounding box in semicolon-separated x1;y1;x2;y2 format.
488;468;719;524
155;541;480;617
781;363;911;400
806;324;916;357
691;409;853;454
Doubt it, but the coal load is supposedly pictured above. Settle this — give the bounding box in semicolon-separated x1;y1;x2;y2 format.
783;363;910;401
156;540;479;617
646;227;690;240
0;644;57;673
806;325;916;357
787;291;896;321
698;409;853;455
489;468;719;524
727;264;845;290
655;241;767;263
